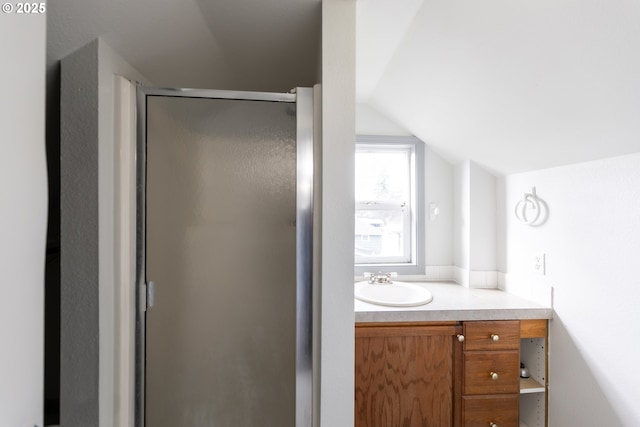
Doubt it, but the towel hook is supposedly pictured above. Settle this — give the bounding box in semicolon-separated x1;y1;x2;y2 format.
515;187;541;225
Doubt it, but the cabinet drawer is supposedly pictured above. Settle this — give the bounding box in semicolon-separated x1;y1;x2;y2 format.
462;395;519;427
464;320;520;351
464;350;519;395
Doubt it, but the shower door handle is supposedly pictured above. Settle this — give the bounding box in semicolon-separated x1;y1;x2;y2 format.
147;281;155;309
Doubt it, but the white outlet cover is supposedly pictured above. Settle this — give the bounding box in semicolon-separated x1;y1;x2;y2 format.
533;253;546;275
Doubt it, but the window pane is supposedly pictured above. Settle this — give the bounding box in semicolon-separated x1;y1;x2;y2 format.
355;148;410;203
355;208;407;260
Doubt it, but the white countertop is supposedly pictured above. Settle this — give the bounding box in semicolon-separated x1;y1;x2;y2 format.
355;281;553;323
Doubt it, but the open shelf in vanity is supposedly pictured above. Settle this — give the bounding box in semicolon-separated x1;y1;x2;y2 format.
519;320;549;427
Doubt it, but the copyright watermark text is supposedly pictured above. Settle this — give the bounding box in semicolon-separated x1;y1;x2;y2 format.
2;2;46;14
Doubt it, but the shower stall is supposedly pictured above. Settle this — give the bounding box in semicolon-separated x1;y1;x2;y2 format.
135;87;315;426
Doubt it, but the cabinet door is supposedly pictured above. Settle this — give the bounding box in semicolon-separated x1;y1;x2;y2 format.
355;325;460;427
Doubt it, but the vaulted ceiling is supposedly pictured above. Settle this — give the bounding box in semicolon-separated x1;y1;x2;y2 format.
47;0;640;175
357;0;640;175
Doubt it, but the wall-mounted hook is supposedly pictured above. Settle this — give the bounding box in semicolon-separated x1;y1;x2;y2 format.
515;186;544;226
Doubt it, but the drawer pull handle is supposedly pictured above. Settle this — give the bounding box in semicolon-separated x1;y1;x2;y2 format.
491;334;499;341
457;334;465;342
490;371;499;380
489;423;498;427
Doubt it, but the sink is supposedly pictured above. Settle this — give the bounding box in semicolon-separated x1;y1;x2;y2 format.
354;281;433;307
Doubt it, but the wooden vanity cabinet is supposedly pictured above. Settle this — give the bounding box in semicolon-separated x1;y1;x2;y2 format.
461;320;521;427
355;322;463;427
355;319;547;427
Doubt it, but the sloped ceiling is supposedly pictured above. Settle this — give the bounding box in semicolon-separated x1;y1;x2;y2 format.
357;0;640;175
47;0;321;91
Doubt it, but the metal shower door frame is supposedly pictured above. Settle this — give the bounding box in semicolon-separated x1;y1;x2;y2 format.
134;86;314;427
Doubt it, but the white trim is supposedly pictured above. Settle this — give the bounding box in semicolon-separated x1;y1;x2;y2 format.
113;75;137;427
354;135;425;275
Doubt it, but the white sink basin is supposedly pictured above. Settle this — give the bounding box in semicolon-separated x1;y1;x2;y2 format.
354;281;433;307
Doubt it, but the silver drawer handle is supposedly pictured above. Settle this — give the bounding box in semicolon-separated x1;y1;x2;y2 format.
457;334;465;342
491;334;499;341
490;371;499;381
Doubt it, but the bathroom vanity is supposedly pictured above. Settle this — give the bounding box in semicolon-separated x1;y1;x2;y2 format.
355;282;552;427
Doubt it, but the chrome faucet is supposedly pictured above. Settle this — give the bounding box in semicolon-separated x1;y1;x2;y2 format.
367;272;394;285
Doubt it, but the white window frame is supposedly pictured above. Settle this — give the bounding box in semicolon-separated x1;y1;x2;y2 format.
354;136;425;276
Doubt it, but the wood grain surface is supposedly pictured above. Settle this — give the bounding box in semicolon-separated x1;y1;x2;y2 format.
463;321;520;351
463;350;520;395
355;326;457;427
520;319;548;338
462;395;519;427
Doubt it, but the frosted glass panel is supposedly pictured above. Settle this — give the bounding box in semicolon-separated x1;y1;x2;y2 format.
145;96;297;427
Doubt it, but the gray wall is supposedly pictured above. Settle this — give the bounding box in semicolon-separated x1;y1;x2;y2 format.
61;39;101;426
60;38;148;427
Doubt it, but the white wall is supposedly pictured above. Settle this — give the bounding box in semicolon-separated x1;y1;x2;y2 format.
452;161;498;287
469;162;497;273
356;103;411;136
320;1;355;426
453;162;470;272
424;145;453;270
499;153;640;426
0;9;47;427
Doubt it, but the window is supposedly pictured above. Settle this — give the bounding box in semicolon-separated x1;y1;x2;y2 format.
355;136;425;275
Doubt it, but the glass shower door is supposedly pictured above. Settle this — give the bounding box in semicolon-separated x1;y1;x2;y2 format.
136;89;313;427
